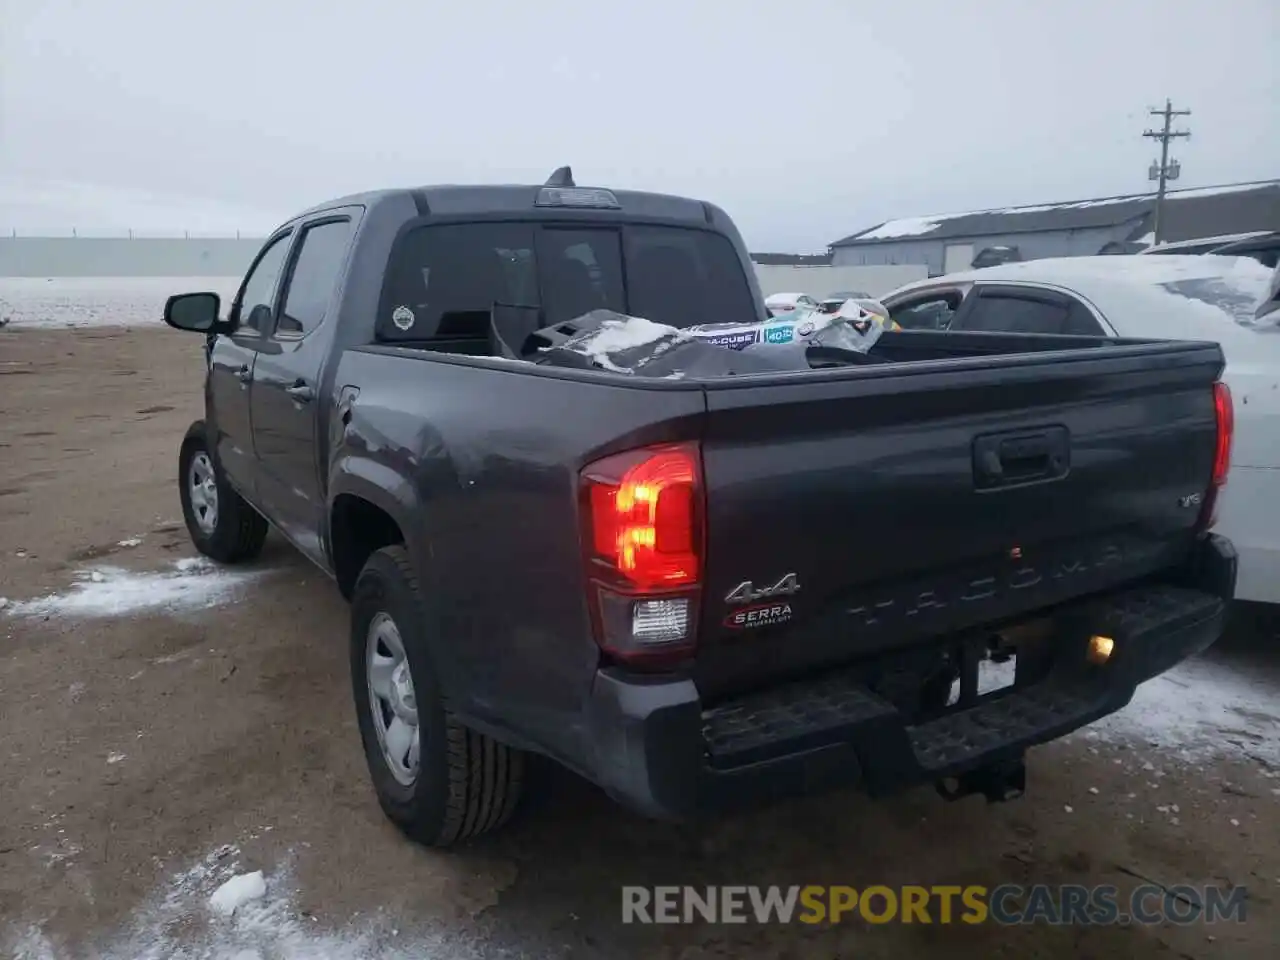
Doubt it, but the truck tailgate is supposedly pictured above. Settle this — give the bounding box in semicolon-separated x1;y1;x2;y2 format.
695;342;1224;700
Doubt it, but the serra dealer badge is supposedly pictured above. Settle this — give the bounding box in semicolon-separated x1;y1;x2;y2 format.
724;602;794;630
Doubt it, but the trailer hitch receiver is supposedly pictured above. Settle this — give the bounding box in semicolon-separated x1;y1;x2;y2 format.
936;757;1027;804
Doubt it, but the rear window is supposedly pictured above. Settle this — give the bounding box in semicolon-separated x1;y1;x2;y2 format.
379;223;538;342
537;228;626;323
624;225;756;328
378;221;756;343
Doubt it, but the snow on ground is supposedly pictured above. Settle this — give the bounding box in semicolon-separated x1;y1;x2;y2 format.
1080;654;1280;766
1;557;264;620
6;843;486;960
0;277;242;329
4;842;523;960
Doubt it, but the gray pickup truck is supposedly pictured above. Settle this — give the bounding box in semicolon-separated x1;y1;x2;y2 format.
163;169;1237;847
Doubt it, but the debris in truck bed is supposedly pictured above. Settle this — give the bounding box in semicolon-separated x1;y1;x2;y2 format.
515;301;891;378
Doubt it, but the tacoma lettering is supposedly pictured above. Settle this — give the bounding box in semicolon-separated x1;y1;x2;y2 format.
846;542;1145;628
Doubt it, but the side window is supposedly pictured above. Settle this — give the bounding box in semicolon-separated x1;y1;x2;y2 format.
277;220;355;338
958;295;1070;334
380;223;537;341
890;293;961;330
236;233;292;335
537;228;625;325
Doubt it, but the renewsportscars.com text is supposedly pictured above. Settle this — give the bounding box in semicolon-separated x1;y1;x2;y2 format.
621;884;1247;926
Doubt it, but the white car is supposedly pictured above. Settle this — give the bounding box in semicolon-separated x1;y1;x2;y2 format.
764;292;820;317
881;255;1280;607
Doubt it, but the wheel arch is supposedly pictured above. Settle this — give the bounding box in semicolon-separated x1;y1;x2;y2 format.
328;461;419;599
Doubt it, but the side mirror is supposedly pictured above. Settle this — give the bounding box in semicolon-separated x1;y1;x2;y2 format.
164;292;221;333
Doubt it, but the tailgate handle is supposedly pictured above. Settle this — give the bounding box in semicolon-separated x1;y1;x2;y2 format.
973;426;1070;489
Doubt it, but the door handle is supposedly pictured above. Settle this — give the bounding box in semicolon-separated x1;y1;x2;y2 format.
285;381;314;403
237;365;252;383
973;426;1070;489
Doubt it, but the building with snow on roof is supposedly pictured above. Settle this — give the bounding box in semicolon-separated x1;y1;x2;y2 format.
829;180;1280;277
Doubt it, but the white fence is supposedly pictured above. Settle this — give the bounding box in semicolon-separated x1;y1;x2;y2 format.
0;237;265;278
0;238;928;300
752;264;928;299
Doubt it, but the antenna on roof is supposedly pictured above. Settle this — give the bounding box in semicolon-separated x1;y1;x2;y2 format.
545;166;575;187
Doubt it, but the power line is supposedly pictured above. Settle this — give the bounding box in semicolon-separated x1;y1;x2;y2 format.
1142;99;1192;245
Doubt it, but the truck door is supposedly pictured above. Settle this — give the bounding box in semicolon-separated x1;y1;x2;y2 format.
208;230;294;498
249;216;357;564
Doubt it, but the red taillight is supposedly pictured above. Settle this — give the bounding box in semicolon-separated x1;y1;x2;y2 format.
1198;381;1234;531
1212;381;1233;486
580;442;704;666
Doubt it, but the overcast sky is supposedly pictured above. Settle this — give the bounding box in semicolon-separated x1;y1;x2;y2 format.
1;0;1276;250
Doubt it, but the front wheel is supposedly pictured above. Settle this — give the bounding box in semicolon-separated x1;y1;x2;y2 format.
351;545;525;846
177;421;268;563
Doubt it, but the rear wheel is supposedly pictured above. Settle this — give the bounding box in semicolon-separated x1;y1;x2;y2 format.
178;422;268;563
351;546;525;846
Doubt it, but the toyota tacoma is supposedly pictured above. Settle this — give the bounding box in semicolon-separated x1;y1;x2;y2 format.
161;168;1237;847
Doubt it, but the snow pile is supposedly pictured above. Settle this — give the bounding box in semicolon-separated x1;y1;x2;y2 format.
575;315;682;371
1029;254;1273;333
855;216;947;240
0;276;241;329
1082;655;1280;766
1;557;263;619
6;844;494;960
208;871;267;917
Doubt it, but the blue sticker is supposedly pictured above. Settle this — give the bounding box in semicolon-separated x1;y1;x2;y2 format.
764;325;795;344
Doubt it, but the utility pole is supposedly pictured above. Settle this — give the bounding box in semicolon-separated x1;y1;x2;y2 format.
1142;99;1191;245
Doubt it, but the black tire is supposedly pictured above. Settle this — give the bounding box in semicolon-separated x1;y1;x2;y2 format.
351;546;524;846
178;421;268;564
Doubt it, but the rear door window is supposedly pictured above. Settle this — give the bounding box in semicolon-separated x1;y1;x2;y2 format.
956;293;1071;334
955;289;1106;336
1063;302;1106;335
277;219;355;338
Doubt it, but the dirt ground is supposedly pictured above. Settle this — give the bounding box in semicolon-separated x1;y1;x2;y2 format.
1;326;1277;959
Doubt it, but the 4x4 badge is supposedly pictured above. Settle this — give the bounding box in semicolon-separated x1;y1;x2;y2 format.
725;573;801;605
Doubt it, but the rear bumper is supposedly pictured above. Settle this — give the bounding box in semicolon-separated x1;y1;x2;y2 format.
584;534;1236;821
